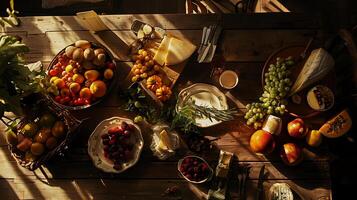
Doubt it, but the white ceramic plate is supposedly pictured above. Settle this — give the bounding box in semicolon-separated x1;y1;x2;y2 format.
88;117;144;173
176;83;228;127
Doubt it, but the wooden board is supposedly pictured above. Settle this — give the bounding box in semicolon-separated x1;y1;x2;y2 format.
0;14;332;200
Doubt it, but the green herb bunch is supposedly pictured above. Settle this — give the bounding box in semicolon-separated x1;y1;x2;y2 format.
0;35;43;124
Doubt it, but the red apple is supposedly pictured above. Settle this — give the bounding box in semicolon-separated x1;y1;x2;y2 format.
250;130;275;154
287;118;307;138
280;143;303;166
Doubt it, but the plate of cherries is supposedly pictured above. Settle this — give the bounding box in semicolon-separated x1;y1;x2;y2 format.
88;117;144;173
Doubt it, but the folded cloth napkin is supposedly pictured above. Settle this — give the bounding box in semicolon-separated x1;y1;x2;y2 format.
42;0;104;9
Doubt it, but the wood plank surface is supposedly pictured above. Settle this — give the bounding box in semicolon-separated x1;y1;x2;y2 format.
0;14;332;200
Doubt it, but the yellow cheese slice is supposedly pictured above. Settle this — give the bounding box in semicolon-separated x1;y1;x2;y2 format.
166;37;196;65
153;36;171;66
158;129;173;151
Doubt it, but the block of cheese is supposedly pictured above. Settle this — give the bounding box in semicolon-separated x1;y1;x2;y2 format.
166;37;196;65
319;109;352;138
153;36;171;66
158;130;173;152
153;36;196;66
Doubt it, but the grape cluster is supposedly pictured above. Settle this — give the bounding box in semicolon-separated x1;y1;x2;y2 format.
245;57;294;129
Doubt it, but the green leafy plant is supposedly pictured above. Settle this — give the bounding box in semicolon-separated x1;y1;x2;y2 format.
0;35;43;127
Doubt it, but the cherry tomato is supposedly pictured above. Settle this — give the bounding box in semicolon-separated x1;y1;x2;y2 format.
49;69;58;76
55;96;62;102
63;96;71;102
77;98;85;105
55;63;62;68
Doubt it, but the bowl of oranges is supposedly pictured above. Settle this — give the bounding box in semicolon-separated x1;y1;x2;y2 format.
45;40;116;110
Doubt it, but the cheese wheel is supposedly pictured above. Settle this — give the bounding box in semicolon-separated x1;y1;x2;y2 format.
166;37;196;65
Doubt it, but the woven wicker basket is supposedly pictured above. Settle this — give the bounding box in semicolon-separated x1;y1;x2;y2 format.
8;93;82;171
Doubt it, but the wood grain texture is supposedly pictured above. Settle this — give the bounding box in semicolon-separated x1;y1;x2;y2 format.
0;14;332;200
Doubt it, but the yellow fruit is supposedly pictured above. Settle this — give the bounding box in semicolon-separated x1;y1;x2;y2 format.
79;87;92;99
53;79;65;89
65;65;74;73
60;88;70;97
46;137;58;149
69;82;81;94
104;68;114;79
31;142;45;156
50;76;59;83
22;122;38;137
72;74;85;84
52;121;66;138
90;80;107;98
306;130;322;147
75;40;91;49
131;75;140;82
34;128;52;143
84;70;100;81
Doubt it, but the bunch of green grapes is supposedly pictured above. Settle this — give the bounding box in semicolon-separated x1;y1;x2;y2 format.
245;57;294;129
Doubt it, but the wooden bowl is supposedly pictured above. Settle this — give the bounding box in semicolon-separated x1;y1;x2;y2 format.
261;45;336;118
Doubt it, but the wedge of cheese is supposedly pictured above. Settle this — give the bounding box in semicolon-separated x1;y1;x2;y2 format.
166;37;196;65
158;129;173;152
153;36;196;66
153;36;171;66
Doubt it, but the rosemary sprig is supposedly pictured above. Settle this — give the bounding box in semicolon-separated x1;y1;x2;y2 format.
171;100;239;133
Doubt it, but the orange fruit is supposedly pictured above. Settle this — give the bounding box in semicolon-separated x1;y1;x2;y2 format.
80;87;92;99
90;80;107;98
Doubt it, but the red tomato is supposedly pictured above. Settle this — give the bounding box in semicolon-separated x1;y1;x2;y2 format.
77;98;84;105
55;96;62;102
63;96;71;102
49;69;58;76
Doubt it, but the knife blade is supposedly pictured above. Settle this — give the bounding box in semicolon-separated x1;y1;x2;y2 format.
255;165;265;200
198;26;208;54
198;25;216;63
204;26;222;62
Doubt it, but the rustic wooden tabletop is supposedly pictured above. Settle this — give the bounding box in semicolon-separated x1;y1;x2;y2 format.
0;14;332;200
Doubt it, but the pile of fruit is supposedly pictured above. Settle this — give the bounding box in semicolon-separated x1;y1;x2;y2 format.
101;122;135;171
178;156;212;182
46;40;115;107
245;57;293;129
131;49;172;102
249;117;324;166
7;113;66;162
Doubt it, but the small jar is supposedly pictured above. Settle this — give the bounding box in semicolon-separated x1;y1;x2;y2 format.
262;115;282;136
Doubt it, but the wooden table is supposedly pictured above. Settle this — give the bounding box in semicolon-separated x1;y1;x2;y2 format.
0;14;332;200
